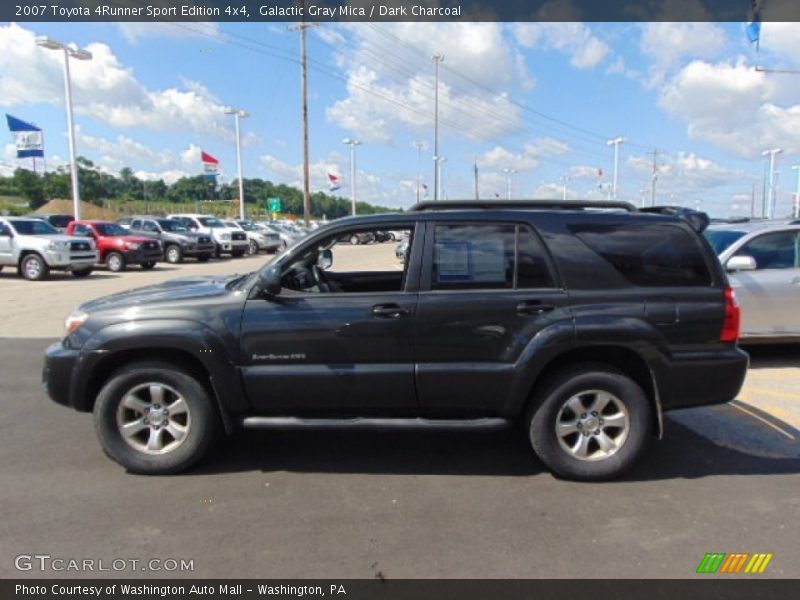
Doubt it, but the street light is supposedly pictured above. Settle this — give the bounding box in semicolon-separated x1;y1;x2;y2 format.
343;138;361;216
36;36;92;220
762;148;782;219
502;167;516;200
436;156;447;200
607;137;625;201
224;107;249;220
431;54;444;202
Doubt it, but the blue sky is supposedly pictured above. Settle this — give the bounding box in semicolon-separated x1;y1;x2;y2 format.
2;21;800;217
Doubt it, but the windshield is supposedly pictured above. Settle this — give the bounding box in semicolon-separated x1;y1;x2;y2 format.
704;230;746;255
95;223;130;236
158;220;189;233
10;219;59;235
198;217;225;228
239;222;259;231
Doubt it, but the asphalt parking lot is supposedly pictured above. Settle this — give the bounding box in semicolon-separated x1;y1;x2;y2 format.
1;244;799;578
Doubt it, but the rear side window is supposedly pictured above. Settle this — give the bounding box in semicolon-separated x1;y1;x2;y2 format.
735;231;800;270
142;221;159;233
570;223;712;287
431;223;555;290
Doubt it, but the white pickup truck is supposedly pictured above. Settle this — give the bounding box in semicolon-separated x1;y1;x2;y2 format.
0;216;97;280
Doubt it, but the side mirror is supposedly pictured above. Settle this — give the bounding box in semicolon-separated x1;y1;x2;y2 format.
259;264;282;296
726;255;757;272
318;248;333;270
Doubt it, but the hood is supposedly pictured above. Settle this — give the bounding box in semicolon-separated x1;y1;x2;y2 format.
80;275;235;313
118;234;154;244
26;233;87;243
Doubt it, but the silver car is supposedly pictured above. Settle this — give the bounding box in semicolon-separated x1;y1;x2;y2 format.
705;219;800;342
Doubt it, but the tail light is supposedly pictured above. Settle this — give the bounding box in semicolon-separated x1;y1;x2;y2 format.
720;286;741;343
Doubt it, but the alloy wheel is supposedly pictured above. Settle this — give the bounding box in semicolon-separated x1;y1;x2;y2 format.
554;390;630;461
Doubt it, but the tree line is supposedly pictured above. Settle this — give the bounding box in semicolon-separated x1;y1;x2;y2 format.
1;158;397;218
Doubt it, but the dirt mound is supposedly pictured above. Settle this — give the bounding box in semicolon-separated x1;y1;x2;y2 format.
35;199;119;220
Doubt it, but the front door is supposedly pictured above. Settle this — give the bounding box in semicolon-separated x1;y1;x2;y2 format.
414;221;569;413
240;222;420;414
729;229;800;337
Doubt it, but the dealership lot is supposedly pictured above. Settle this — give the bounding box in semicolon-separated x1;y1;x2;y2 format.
1;243;799;578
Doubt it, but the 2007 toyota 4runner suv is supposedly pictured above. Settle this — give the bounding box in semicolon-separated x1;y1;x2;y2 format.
43;201;748;480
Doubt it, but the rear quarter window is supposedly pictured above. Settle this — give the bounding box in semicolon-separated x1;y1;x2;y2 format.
569;223;712;287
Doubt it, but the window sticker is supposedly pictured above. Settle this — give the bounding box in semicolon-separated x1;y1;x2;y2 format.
436;240;471;282
471;238;507;282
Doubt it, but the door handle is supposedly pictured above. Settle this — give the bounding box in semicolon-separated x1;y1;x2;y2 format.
516;301;555;316
372;304;411;319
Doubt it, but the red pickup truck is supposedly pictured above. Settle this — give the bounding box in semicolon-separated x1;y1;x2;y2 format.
67;220;162;272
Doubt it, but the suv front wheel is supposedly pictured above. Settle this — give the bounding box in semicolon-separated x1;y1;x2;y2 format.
527;363;651;481
93;361;219;474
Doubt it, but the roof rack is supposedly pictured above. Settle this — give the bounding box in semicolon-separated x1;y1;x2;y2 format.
408;200;637;212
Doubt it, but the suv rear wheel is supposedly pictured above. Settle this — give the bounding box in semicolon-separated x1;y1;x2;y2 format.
93;361;219;474
527;363;651;481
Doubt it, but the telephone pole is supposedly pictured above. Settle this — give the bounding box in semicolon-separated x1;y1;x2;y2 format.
650;149;660;207
290;10;318;226
431;54;444;201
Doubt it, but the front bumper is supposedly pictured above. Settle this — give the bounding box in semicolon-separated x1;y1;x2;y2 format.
122;247;162;264
182;242;216;256
44;250;97;269
43;342;80;409
216;240;249;253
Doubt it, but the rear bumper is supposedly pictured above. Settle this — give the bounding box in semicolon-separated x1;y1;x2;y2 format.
657;346;749;411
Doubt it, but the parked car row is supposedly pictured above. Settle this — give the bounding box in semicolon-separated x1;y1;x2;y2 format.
0;212;317;281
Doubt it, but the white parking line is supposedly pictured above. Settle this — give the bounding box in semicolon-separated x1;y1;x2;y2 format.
730;400;796;440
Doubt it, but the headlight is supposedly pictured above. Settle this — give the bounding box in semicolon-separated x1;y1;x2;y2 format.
220;233;231;240
64;310;89;335
126;242;140;250
48;240;70;251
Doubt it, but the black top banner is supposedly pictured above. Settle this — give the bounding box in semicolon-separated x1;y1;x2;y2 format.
5;0;799;23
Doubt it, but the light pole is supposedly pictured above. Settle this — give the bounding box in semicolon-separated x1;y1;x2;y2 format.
436;156;447;200
432;54;444;202
791;165;800;219
36;36;92;220
343;138;361;216
762;148;782;219
224;108;249;220
413;141;426;203
502;168;516;200
560;175;570;200
607;137;625;201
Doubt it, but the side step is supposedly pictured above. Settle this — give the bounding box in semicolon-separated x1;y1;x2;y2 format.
240;417;512;431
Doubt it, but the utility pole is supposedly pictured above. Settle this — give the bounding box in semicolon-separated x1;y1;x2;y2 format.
502;167;516;200
792;165;800;219
473;157;479;200
607;137;625;201
290;11;318;226
650;149;660;207
343;138;361;216
431;54;444;201
762;148;782;219
413;141;425;203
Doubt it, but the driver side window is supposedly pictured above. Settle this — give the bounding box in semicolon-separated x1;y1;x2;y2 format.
282;226;413;294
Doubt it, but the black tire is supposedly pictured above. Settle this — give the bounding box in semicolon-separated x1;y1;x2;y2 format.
214;245;222;258
197;254;212;262
231;249;246;258
93;361;220;475
141;261;157;270
106;252;125;272
248;239;258;255
71;268;93;278
20;253;49;281
165;244;183;264
526;363;651;481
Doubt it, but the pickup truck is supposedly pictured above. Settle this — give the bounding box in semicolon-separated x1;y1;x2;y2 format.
67;220;163;272
0;216;96;280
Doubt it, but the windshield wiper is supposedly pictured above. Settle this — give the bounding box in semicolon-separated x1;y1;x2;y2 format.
225;272;253;290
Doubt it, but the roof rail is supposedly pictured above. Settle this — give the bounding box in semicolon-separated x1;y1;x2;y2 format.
408;200;637;212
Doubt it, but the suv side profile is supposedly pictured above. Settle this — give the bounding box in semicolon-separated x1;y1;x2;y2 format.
43;201;748;481
127;216;215;264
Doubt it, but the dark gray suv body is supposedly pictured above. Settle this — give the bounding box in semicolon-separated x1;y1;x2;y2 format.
126;216;215;263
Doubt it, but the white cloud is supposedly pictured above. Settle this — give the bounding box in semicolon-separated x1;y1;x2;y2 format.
0;23;233;138
640;23;728;87
324;23;526;143
513;23;610;70
477;138;570;173
659;58;800;158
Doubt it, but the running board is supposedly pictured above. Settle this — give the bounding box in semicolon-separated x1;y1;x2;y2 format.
240;417;511;431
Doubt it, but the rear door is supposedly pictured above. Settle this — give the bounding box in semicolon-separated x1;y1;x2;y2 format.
414;220;569;413
729;229;800;337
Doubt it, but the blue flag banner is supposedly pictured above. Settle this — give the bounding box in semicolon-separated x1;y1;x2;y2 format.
6;114;44;158
746;20;761;43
